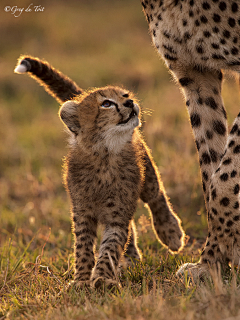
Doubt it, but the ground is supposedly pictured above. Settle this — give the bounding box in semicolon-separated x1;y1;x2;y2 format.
1;0;240;319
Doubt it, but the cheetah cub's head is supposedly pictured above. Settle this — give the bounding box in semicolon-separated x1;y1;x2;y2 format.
59;86;141;152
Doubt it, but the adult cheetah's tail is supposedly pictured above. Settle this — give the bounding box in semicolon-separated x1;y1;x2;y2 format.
14;55;83;103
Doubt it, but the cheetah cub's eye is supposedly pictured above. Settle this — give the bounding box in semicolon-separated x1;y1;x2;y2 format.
101;100;114;108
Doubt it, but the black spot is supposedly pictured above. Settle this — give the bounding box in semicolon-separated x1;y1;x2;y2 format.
203;182;206;192
220;39;226;44
189;10;194;17
190;113;201;127
186;100;190;106
211;189;217;200
234;184;239;195
233;145;240;153
212;208;218;215
182;19;187;26
200;15;208;23
212;120;226;135
202;2;211;10
231;47;239;55
206;130;213;139
184;32;192;40
196;46;204;54
164;54;177;61
223;158;231;165
107;202;115;207
195;20;200;26
212;43;220;49
229;140;235;148
228;17;236;27
220;197;230;207
233;37;238;43
213;27;219;33
203;31;211;38
233;215;240;221
163;31;170;38
223;30;231;38
205;97;218;109
208;249;214;256
219;2;227;10
224;212;232;217
202;152;211;164
197;97;203;105
195;140;200;150
220;173;228;181
234;201;239;209
212;54;225;60
227;220;233;227
210;149;218;162
213;14;221;22
219;217;225;224
232;3;238;13
203;171;208;181
179;77;194;86
231;170;237;178
230;123;238;134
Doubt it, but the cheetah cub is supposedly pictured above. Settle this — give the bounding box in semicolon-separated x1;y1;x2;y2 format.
15;56;184;289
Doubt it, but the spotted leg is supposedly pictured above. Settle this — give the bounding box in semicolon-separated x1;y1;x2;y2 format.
91;221;129;289
177;113;240;279
140;142;185;252
71;213;97;288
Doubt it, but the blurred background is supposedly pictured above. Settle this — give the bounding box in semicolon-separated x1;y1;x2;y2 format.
1;0;240;256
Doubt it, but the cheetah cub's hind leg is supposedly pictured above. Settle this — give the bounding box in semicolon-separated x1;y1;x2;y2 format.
177;113;240;281
140;144;185;253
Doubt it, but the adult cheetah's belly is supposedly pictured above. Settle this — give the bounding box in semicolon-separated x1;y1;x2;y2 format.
146;0;240;72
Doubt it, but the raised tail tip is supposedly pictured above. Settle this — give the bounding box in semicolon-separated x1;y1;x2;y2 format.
14;58;31;74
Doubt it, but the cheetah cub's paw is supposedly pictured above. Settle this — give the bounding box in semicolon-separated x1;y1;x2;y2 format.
176;262;209;282
91;277;121;291
157;214;185;253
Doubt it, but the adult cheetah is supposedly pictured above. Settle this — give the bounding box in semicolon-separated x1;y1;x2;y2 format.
141;0;240;278
15;56;184;288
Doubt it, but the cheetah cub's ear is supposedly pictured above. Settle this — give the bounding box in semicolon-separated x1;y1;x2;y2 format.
59;100;80;134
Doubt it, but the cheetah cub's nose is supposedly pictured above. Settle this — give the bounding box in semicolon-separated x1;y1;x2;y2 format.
123;99;134;108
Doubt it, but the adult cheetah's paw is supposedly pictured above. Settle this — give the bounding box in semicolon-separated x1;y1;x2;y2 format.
91;277;121;291
176;262;209;282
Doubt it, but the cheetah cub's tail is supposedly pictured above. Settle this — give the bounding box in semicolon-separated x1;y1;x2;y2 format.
14;55;83;103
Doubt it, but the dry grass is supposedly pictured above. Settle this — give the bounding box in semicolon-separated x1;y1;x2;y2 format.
1;0;240;319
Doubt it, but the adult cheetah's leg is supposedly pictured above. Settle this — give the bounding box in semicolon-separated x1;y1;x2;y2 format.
177;113;240;279
91;222;129;289
140;142;185;252
171;66;228;208
123;220;142;265
72;214;97;288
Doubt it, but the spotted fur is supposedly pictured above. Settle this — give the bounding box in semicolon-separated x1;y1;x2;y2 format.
141;0;240;278
15;56;184;288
